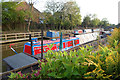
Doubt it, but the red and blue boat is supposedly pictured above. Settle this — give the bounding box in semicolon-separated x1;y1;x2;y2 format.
23;37;80;56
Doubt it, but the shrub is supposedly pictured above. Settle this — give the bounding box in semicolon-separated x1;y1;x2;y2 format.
85;45;120;79
107;28;120;53
8;43;120;79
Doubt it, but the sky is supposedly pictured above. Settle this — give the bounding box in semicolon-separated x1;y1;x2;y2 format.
1;0;120;24
76;0;119;25
31;0;119;25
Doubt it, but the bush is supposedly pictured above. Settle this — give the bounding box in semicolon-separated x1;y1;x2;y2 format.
85;45;120;79
107;28;120;53
8;43;120;79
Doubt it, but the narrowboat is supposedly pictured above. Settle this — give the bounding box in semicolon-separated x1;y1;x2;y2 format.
23;37;80;56
23;29;101;57
74;30;83;34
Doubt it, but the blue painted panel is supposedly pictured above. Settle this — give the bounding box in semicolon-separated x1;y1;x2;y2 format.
46;31;59;37
46;31;52;37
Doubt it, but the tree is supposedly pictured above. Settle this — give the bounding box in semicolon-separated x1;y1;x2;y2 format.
27;0;37;32
82;14;110;28
45;0;64;30
82;15;91;28
90;14;100;27
46;0;64;15
100;18;110;27
45;0;82;30
58;1;82;30
42;11;52;30
54;12;63;30
2;1;26;31
91;18;100;27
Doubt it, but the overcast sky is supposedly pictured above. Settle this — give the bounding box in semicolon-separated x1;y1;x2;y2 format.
31;0;119;25
1;0;120;24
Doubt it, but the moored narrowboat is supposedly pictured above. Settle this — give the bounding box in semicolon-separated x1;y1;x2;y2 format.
23;29;101;57
23;37;80;56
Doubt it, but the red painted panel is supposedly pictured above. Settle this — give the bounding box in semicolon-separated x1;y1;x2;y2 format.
34;46;41;55
63;42;65;48
43;45;50;53
74;39;79;45
76;39;79;44
68;41;73;47
24;45;31;55
51;44;57;50
34;45;50;55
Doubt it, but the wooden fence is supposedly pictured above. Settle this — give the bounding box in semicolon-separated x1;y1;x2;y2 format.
0;32;41;44
0;30;75;44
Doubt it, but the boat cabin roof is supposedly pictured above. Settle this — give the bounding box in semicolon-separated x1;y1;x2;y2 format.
26;37;79;46
3;53;37;69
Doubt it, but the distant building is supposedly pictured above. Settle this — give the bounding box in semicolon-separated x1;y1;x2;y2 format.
16;1;42;23
2;1;43;31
